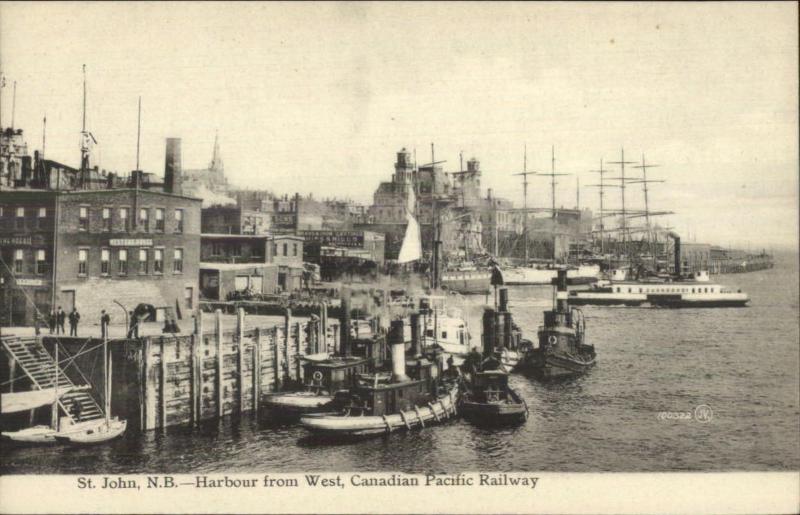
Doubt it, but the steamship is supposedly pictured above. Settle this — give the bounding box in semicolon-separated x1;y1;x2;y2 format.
569;236;750;308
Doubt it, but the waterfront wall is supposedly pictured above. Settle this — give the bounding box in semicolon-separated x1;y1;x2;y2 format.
36;308;330;432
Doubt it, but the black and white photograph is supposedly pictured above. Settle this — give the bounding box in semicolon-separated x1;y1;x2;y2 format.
0;2;798;514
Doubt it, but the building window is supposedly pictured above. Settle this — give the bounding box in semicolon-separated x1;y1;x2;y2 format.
155;208;165;232
139;249;148;274
175;209;184;233
14;249;24;273
102;207;112;231
15;207;24;229
120;207;129;231
173;248;183;273
139;208;149;231
118;249;128;275
283;243;288;256
101;249;110;275
293;243;298;257
154;249;163;274
37;207;47;229
36;249;47;274
273;243;278;256
79;206;89;231
184;287;193;309
211;242;222;256
231;244;241;257
78;249;88;276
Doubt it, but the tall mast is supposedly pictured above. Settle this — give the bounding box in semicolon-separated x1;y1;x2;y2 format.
608;148;636;261
588;159;608;254
537;145;568;263
80;65;90;186
10;80;16;130
104;332;110;425
512;145;536;262
632;154;661;269
135;96;141;171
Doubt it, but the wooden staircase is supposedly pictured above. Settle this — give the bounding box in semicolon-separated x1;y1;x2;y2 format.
1;336;104;423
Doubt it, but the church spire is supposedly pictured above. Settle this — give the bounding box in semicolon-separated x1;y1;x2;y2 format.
209;130;223;172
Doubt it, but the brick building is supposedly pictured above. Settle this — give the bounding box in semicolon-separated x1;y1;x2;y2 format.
0;138;202;326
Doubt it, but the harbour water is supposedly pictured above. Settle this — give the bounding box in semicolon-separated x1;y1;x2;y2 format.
2;254;798;474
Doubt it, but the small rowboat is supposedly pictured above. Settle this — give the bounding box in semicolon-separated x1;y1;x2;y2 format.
53;418;127;446
300;382;460;438
1;425;59;445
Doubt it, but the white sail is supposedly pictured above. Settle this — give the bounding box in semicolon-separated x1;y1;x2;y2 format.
1;387;71;414
397;186;422;263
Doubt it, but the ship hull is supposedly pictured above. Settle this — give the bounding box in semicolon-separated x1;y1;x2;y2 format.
440;274;491;295
261;392;337;419
460;401;527;425
299;385;459;438
518;350;596;380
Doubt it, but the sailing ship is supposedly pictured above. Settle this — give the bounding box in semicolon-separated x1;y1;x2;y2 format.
517;268;596;380
299;320;460;438
501;147;600;286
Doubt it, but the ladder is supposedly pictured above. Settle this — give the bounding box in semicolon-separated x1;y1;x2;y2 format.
1;336;104;423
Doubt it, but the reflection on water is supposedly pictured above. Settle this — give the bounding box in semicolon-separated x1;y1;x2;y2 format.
2;256;798;473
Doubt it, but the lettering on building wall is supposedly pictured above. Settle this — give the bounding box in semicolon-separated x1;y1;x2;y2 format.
109;239;154;247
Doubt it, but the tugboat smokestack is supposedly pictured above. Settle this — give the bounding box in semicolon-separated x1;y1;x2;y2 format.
667;231;681;276
498;287;509;312
340;291;352;357
556;268;568;312
389;319;408;382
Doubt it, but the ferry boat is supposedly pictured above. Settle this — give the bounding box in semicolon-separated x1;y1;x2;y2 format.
517;268;596;380
569;270;749;307
299;320;460;439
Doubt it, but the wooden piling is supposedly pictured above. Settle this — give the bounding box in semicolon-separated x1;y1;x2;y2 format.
215;309;223;418
159;337;167;429
294;322;303;383
190;334;199;425
141;338;151;431
253;328;261;413
237;308;245;413
273;326;282;391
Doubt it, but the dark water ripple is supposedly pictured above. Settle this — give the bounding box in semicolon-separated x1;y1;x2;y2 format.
2;255;798;473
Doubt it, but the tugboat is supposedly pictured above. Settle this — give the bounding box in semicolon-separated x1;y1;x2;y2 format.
299;319;460;439
480;288;529;373
517;268;596;380
460;369;528;426
262;297;383;420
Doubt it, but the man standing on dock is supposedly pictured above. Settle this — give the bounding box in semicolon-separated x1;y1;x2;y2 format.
68;308;81;337
56;307;66;334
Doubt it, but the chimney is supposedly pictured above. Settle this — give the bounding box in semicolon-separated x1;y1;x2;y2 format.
389;319;408;382
164;138;183;195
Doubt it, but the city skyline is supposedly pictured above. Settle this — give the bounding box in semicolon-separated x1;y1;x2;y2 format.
0;2;796;250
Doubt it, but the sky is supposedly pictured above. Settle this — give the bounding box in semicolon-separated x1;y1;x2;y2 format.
1;2;797;250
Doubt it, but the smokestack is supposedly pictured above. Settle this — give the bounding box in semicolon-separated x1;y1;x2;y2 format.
666;231;681;276
164;138;183;195
339;291;351;357
498;287;509;312
556;268;568;312
482;308;496;356
389;319;408;382
410;312;421;357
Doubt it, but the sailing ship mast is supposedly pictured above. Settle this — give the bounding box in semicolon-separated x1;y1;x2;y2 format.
587;159;609;255
607;148;637;263
631;155;663;270
512;145;536;263
537;145;569;263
